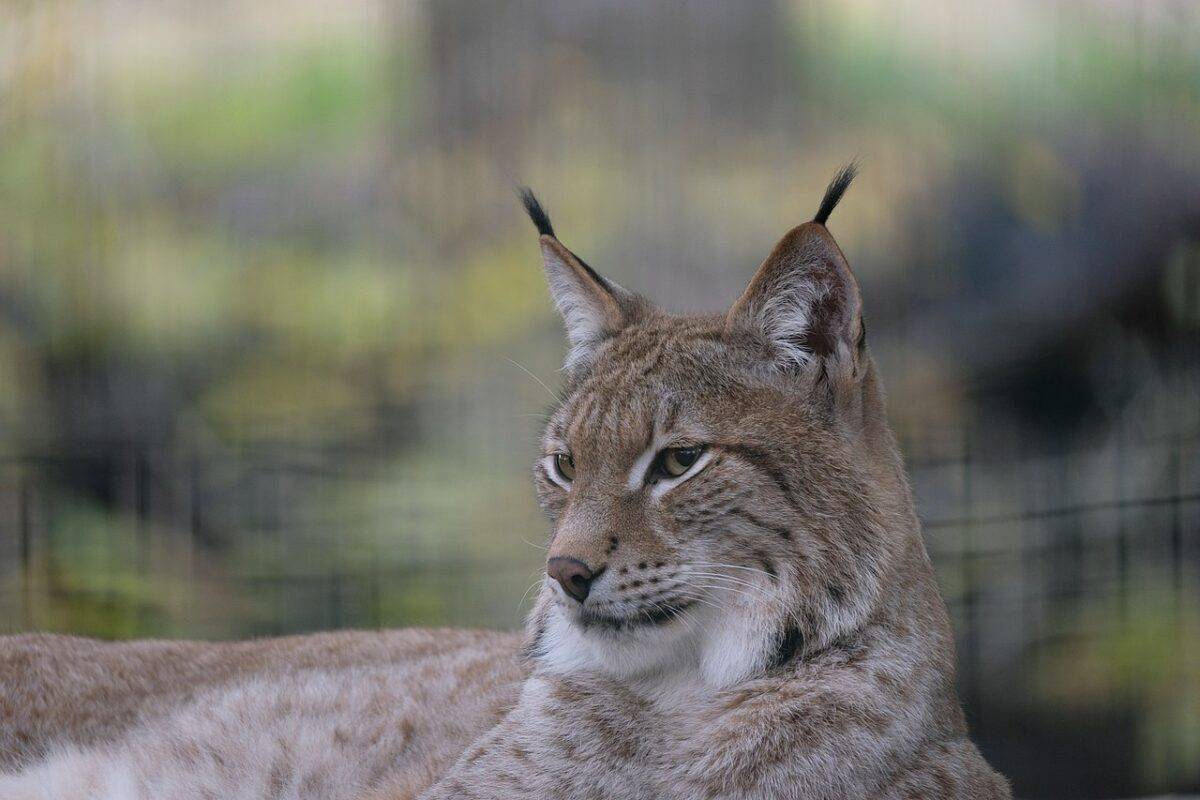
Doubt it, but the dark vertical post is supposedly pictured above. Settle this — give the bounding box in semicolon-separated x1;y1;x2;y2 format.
372;568;382;629
136;447;151;571
1115;405;1128;620
962;425;981;720
330;570;343;629
1017;435;1035;672
1170;434;1183;597
19;473;32;630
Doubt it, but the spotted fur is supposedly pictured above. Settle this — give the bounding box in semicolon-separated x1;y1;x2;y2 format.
0;168;1009;798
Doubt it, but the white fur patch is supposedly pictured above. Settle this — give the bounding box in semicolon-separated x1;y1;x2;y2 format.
541;241;628;372
0;749;137;800
753;272;827;369
626;443;659;491
694;590;780;687
539;559;781;695
538;603;699;682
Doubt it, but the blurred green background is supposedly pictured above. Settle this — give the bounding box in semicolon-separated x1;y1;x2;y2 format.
1;1;1198;796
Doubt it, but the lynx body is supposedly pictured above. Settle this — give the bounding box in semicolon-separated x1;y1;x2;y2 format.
0;168;1009;799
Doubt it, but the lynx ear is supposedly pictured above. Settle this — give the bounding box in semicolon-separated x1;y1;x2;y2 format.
520;189;643;370
725;165;864;372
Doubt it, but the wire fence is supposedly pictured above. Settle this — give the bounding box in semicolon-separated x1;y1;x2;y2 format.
0;426;1197;796
1;428;1196;636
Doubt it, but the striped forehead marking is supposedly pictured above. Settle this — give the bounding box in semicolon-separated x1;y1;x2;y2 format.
552;324;724;446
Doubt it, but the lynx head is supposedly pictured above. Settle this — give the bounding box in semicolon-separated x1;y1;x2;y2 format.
523;167;919;688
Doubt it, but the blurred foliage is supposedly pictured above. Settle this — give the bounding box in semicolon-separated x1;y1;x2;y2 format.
1035;587;1200;789
794;4;1200;131
0;1;1198;796
121;36;390;169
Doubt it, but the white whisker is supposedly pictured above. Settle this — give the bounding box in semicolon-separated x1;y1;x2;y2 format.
687;582;763;604
682;572;767;592
680;594;728;615
517;574;546;611
688;561;777;579
505;357;562;402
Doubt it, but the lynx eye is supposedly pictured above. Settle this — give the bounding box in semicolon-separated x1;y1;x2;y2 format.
552;453;576;483
658;446;704;479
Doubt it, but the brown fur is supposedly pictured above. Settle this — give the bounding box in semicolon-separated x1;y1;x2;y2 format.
0;171;1009;798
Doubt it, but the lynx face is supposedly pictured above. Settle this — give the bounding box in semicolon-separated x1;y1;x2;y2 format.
523;169;912;687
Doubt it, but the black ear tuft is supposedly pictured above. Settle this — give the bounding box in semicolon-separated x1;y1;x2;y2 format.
518;187;555;238
812;162;859;226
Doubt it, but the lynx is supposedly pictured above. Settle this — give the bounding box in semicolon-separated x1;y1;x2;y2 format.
0;167;1010;799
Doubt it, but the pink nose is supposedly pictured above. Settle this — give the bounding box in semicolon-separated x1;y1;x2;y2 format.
547;557;597;602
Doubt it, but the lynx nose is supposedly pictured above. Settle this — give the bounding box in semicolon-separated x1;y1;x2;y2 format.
547;557;599;603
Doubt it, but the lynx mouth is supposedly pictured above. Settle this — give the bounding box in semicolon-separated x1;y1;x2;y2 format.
575;599;694;631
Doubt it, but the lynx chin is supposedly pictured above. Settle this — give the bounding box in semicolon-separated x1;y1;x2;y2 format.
0;165;1010;799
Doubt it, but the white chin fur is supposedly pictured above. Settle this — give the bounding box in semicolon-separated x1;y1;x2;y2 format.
538;604;697;680
538;591;779;690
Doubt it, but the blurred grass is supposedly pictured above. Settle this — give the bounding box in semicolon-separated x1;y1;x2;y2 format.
118;36;391;169
794;3;1200;132
1035;589;1200;788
